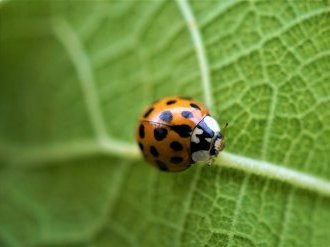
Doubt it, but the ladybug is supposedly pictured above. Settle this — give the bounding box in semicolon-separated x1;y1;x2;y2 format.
136;96;225;172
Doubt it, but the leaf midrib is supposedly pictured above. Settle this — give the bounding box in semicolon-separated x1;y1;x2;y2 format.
2;139;330;197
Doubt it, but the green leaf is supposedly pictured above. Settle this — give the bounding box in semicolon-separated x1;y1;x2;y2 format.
1;0;330;246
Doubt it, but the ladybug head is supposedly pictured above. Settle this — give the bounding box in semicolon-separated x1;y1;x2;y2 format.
191;116;225;164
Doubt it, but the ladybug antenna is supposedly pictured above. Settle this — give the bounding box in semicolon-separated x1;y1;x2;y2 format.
221;122;229;137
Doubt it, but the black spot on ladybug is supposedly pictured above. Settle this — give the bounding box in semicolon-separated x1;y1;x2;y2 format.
139;124;145;138
170;124;192;138
150;146;159;157
156;160;168;171
181;111;193;119
154;127;168;141
166;99;177;105
159;111;173;123
190;103;201;110
170;141;183;151
143;107;154;118
138;142;144;151
171;156;183;164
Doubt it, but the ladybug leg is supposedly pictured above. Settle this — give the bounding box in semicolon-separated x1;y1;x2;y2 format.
221;122;229;136
208;157;215;166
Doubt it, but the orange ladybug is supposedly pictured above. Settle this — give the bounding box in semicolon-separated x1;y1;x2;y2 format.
136;96;225;172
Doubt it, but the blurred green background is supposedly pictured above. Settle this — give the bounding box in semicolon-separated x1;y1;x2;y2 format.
1;0;330;246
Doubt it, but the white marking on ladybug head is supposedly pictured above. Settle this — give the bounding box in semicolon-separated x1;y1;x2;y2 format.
191;127;203;144
204;116;220;132
205;137;212;143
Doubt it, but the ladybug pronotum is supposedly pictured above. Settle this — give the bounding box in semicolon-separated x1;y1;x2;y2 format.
136;96;225;172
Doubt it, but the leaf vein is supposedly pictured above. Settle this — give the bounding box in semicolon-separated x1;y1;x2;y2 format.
210;7;330;71
277;188;294;247
176;168;201;246
52;18;108;141
226;175;250;247
176;0;213;110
